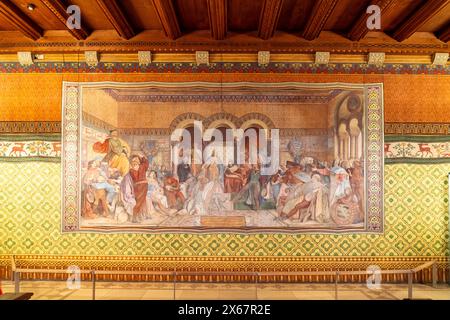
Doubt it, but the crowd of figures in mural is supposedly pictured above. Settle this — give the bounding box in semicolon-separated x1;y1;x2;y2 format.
81;128;365;229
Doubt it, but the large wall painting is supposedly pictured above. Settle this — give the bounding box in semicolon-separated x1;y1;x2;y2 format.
62;82;384;233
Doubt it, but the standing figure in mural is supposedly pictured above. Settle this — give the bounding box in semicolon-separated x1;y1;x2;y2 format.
119;170;136;221
287;138;302;164
348;160;364;222
93;129;131;176
121;155;149;223
140;141;160;167
176;149;191;183
232;165;261;210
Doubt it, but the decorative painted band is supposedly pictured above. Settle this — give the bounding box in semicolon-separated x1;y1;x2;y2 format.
0;137;61;161
3;122;450;135
0;122;61;134
385;136;450;164
385;123;450;136
1;135;450;163
0;62;449;74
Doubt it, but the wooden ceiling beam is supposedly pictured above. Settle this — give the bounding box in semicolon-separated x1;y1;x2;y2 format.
95;0;136;40
0;0;43;40
347;0;395;41
207;0;227;40
302;0;338;40
150;0;181;40
437;23;450;42
41;0;90;40
391;0;450;42
258;0;284;40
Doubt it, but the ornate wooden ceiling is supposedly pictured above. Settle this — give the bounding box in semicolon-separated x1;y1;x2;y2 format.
0;0;449;54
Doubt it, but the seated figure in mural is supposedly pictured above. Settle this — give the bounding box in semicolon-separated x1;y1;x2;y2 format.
277;172;309;220
283;174;329;223
93;129;131;176
224;164;251;194
329;166;358;225
82;159;120;219
224;164;245;193
82;159;105;219
164;176;185;211
184;175;209;215
146;170;170;215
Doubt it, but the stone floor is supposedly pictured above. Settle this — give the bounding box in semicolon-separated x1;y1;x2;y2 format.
2;281;450;300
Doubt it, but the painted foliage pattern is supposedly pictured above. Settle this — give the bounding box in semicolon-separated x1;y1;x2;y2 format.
0;162;448;256
0;62;449;75
0;141;61;158
385;141;450;159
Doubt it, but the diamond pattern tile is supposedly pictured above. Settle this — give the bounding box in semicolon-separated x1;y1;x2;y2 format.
0;162;449;257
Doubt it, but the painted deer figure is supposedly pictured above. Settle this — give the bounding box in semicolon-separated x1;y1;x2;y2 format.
9;143;26;156
417;143;432;157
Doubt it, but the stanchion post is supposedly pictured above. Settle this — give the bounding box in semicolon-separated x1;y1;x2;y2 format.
92;271;96;301
407;271;413;300
255;272;259;301
14;271;20;294
432;262;437;288
173;271;176;301
335;272;339;300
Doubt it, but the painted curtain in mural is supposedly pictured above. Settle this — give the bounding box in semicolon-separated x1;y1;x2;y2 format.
61;82;384;233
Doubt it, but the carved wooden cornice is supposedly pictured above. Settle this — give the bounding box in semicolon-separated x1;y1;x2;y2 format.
207;0;227;40
150;0;182;40
391;0;450;42
95;0;136;40
258;0;284;40
348;0;395;41
302;0;338;41
0;38;448;54
0;0;43;41
40;0;90;40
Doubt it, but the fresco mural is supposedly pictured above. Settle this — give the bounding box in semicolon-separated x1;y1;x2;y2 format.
62;82;384;233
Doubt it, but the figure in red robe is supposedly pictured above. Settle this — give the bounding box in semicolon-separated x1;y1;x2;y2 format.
164;176;185;211
128;155;149;222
